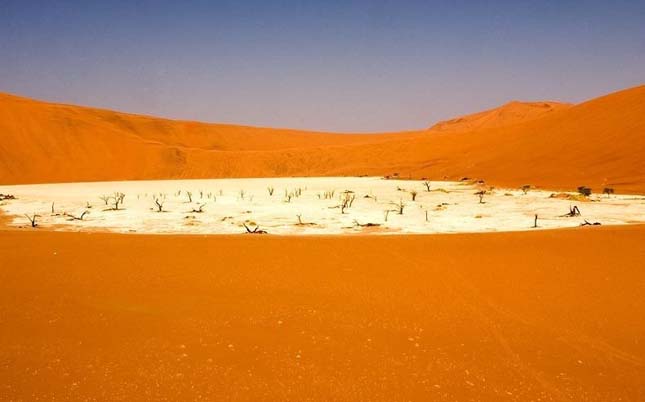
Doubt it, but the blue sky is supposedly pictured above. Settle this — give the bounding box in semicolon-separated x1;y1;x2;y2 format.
1;0;644;132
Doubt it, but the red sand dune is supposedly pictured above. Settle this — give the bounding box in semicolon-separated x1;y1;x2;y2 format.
1;226;644;401
428;100;571;132
1;85;644;192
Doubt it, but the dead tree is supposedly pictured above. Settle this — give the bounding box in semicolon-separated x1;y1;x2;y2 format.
581;220;601;226
475;190;486;204
422;181;431;192
410;190;418;201
561;205;581;217
395;199;405;215
112;192;125;210
603;187;614;198
25;214;40;228
186;191;193;203
154;197;165;212
242;223;267;234
353;219;381;228
340;198;349;214
267;186;275;196
384;209;390;222
533;214;538;228
65;210;90;221
99;195;111;206
521;185;531;195
192;203;206;213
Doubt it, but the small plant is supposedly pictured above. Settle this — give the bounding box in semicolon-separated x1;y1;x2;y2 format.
521;185;531;195
603;187;614;198
267;186;275;196
410;190;418;201
577;186;592;197
422;181;431;192
25;213;40;228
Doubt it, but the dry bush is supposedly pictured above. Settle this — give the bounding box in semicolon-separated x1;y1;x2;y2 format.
475;190;486;204
192;203;206;213
242;222;268;234
577;186;592;197
521;185;531;195
603;187;614;198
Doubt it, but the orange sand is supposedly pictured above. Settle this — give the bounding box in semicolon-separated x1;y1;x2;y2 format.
2;85;643;193
1;226;644;401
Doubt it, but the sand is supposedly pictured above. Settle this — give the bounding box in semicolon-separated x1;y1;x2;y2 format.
1;226;644;401
1;83;644;401
2;177;644;235
1;85;643;193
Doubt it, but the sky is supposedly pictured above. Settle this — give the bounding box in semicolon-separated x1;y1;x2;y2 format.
1;0;644;132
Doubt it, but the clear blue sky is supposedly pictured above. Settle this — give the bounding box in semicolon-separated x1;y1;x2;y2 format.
1;0;644;132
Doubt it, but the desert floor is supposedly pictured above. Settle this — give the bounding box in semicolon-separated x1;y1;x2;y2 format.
0;226;644;401
2;177;644;235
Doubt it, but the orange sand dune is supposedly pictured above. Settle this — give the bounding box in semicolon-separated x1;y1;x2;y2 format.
1;226;644;401
1;86;643;193
428;100;571;132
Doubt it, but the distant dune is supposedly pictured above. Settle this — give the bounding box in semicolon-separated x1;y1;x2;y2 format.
0;85;643;193
428;100;571;132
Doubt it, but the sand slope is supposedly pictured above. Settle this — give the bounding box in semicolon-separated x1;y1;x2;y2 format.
428;100;571;132
1;226;644;401
1;86;643;192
